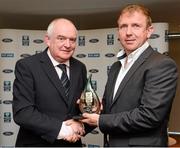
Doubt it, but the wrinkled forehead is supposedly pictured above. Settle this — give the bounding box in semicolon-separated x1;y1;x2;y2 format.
118;5;152;27
57;22;76;33
117;10;149;27
48;19;77;37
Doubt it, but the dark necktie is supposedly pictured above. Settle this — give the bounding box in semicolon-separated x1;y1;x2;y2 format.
57;64;70;98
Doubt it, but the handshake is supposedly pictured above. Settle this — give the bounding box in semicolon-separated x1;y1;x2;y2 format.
59;112;100;143
58;119;85;143
59;97;102;143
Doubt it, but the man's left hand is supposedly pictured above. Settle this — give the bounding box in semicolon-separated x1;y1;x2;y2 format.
80;113;99;126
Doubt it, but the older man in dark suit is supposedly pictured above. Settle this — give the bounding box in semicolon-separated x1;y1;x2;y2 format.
13;18;88;147
81;4;178;147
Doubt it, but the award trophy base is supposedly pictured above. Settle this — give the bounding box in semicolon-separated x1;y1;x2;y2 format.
73;106;93;120
72;114;84;120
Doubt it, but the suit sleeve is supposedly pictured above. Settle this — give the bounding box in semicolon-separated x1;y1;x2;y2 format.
12;59;61;143
99;57;178;134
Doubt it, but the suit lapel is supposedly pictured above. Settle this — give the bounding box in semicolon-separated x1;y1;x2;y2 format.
105;62;121;111
68;58;78;105
39;49;69;106
111;47;154;107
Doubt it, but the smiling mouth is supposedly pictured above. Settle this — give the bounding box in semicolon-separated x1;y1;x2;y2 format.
60;49;73;52
126;40;135;44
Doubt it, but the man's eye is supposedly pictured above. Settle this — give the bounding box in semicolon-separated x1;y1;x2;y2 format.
132;24;141;28
58;37;66;41
69;38;76;42
119;25;127;30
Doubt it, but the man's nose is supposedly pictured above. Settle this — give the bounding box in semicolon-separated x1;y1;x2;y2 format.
64;39;71;47
126;26;132;35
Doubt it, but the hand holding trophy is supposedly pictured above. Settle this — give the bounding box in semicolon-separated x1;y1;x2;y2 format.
73;74;100;120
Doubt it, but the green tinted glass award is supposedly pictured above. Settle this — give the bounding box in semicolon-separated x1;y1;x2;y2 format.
79;74;100;113
73;74;100;120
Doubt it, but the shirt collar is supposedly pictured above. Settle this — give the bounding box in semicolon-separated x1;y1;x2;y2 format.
116;49;127;60
47;49;70;67
117;41;149;63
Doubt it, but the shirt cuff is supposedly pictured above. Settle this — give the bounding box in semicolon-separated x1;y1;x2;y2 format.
57;122;73;139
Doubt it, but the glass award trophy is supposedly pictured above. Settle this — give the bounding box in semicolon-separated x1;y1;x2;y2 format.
73;74;100;120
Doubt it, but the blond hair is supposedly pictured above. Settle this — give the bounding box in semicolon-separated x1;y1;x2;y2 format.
118;4;152;27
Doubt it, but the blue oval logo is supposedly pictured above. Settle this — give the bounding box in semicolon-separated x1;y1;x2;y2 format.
149;34;160;39
2;38;13;43
33;39;44;44
3;131;14;136
76;54;86;58
89;69;99;73
163;52;168;55
89;38;99;43
105;53;115;58
3;100;13;105
2;69;13;73
20;54;31;58
90;129;99;134
153;48;158;51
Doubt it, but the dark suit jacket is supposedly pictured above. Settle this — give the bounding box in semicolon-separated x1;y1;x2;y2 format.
99;46;178;147
13;48;87;147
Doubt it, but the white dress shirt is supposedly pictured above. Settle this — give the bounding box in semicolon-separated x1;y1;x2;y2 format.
47;49;73;139
113;41;149;99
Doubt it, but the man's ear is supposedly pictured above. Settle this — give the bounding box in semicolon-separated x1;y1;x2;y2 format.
44;34;50;46
147;25;154;39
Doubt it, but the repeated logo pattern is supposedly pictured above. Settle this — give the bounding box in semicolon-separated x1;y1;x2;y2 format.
0;24;169;147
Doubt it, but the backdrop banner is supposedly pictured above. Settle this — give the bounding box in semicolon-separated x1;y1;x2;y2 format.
0;23;169;147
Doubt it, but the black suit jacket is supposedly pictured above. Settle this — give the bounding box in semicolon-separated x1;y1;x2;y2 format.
99;46;178;147
13;49;87;147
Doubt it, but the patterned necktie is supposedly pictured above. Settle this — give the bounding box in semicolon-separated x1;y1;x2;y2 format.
57;64;70;98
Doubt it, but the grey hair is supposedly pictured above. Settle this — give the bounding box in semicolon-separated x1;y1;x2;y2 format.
46;18;77;37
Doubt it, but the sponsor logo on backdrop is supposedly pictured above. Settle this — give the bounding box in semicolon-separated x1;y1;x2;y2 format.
89;38;99;43
1;53;14;58
33;39;44;44
91;80;97;91
149;34;160;39
163;52;168;55
153;47;158;51
82;143;86;147
78;36;85;46
89;69;99;73
105;53;115;58
2;69;13;73
76;54;86;58
2;38;13;43
20;53;31;58
4;112;11;123
90;129;99;134
87;144;100;147
107;66;111;75
35;50;43;54
88;53;100;58
107;34;114;45
3;131;14;136
4;81;11;91
3;100;13;105
22;35;30;46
